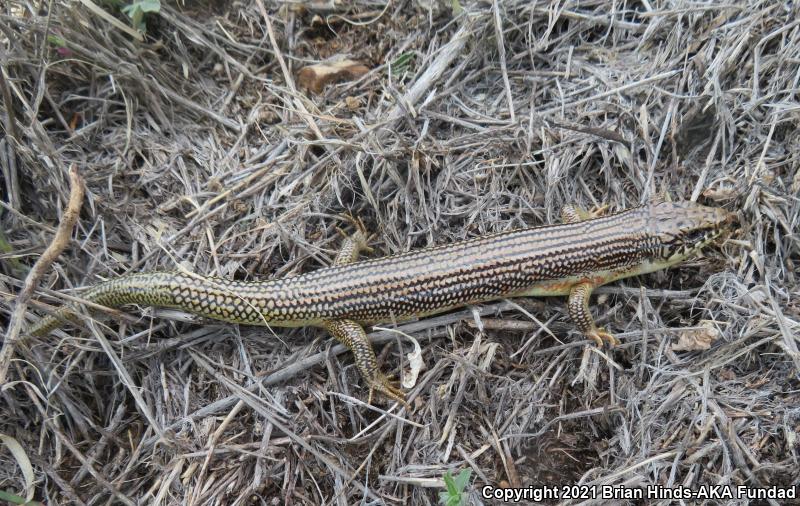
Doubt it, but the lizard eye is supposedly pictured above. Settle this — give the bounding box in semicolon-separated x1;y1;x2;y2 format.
685;229;707;244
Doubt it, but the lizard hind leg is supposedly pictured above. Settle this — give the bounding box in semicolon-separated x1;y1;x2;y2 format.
323;319;408;407
567;281;618;346
326;222;408;406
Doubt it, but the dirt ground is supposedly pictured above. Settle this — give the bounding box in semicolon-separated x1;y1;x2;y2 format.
1;1;799;505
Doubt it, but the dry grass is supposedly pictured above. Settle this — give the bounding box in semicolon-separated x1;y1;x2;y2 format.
1;1;799;504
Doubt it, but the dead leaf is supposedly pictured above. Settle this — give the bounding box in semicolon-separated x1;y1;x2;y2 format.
702;186;738;201
718;368;736;381
345;95;360;111
402;335;423;389
671;321;721;351
297;59;369;94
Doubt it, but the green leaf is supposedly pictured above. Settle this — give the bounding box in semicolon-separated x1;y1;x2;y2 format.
132;11;145;30
443;471;458;495
0;489;43;505
121;0;160;14
0;490;26;504
390;52;416;74
121;0;161;32
47;34;66;46
438;469;471;506
135;0;161;13
454;469;471;491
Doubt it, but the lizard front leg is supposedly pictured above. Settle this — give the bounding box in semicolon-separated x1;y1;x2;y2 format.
561;204;609;224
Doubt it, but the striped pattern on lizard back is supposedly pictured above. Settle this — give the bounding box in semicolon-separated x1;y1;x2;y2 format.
62;206;656;330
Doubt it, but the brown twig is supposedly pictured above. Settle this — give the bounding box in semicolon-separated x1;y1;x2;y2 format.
0;164;84;385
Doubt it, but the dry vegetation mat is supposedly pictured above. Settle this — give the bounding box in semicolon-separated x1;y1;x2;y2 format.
1;1;799;504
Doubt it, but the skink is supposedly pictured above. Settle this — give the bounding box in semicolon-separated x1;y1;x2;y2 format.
30;201;735;404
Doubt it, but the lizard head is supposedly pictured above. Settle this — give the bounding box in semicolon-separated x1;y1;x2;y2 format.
647;201;736;266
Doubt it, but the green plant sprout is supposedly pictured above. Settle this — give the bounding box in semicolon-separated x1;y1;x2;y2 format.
439;469;472;506
121;0;161;32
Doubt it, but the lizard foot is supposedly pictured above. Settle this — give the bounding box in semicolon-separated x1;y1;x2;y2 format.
366;372;409;409
586;327;619;347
